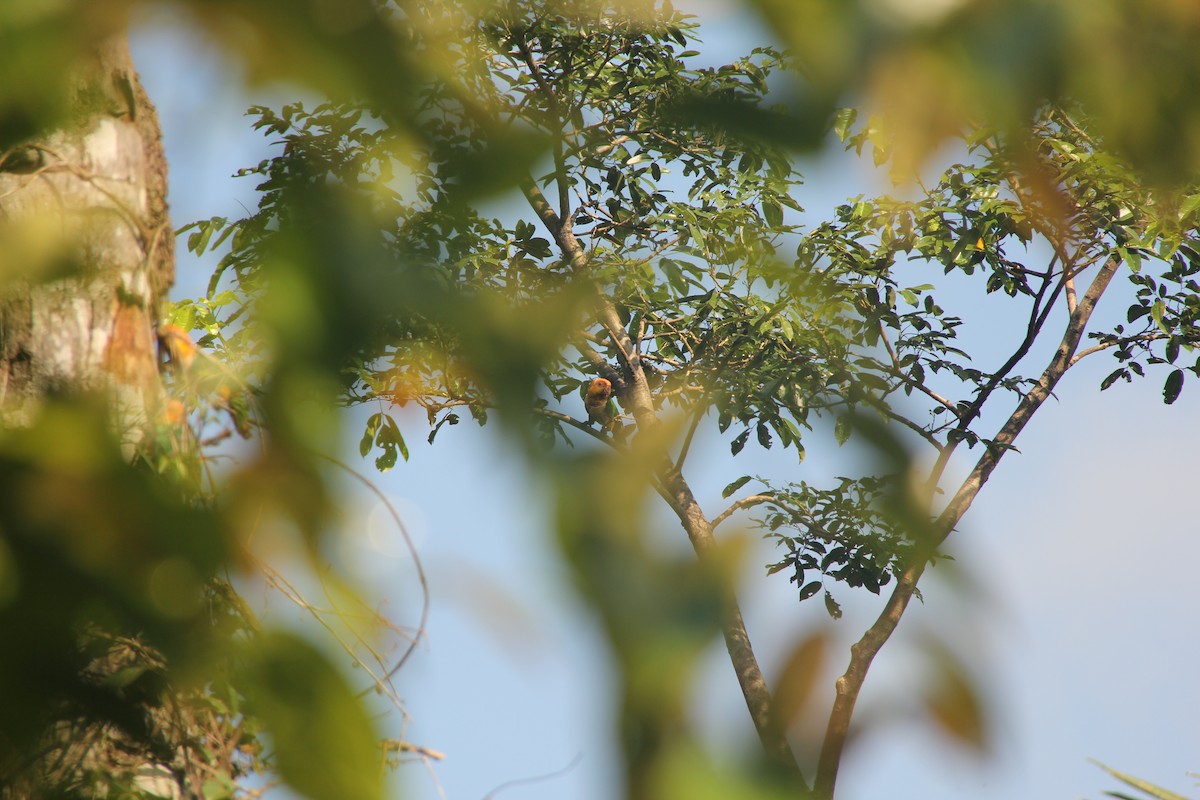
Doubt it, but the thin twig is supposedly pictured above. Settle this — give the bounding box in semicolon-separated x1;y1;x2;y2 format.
314;453;431;697
481;753;583;800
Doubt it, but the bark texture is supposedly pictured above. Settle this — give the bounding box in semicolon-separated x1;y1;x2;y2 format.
0;35;172;445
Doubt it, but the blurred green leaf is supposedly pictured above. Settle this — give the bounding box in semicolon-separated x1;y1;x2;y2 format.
242;632;383;800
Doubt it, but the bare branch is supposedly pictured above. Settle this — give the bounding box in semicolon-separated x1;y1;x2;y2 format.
876;404;946;453
712;494;775;530
1069;331;1171;366
532;406;615;447
924;250;1067;495
673;401;705;472
657;463;803;780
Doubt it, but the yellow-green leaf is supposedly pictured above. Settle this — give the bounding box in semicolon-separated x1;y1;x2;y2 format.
242;632;383;800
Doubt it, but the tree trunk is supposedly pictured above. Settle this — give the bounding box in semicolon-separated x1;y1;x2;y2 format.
0;33;187;800
0;35;171;444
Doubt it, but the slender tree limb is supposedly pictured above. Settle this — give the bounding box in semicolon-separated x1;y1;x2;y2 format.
924;252;1067;496
673;400;705;472
712;494;775;530
1069;330;1175;366
813;255;1123;800
521;171;804;782
658;464;804;780
866;397;947;453
533;406;615;447
933;255;1120;533
316;453;430;701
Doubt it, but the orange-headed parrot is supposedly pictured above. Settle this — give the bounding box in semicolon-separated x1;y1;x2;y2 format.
583;377;618;430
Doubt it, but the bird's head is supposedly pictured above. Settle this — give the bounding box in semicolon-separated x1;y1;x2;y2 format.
586;377;613;402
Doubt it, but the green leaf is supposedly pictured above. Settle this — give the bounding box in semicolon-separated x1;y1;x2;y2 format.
763;200;784;229
1163;368;1184;405
722;475;753;499
168;302;197;332
832;107;857;142
756;421;773;449
203;777;236;800
187;220;215;255
1151;299;1167;332
209;290;238;307
375;449;398;472
104;664;149;690
798;580;821;601
360;413;380;458
243;632;383;800
396;428;410;462
1165;337;1180;364
1101;368;1125;391
1177;191;1200;221
823;590;843;620
834;415;852;446
730;429;750;456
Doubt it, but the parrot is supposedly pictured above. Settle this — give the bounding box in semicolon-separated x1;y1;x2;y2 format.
583;377;618;431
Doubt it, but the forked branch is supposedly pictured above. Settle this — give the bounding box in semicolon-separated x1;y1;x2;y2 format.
812;255;1122;799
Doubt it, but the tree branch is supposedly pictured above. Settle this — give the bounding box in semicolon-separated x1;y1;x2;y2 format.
658;465;804;780
875;323;961;419
923;250;1067;496
712;494;775;530
1069;330;1173;367
521;172;804;782
812;254;1123;800
532;406;616;447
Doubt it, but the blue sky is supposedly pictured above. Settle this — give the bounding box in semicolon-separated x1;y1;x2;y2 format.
130;3;1200;799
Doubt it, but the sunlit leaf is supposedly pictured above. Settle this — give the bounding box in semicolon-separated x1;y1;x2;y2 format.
1091;760;1193;800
